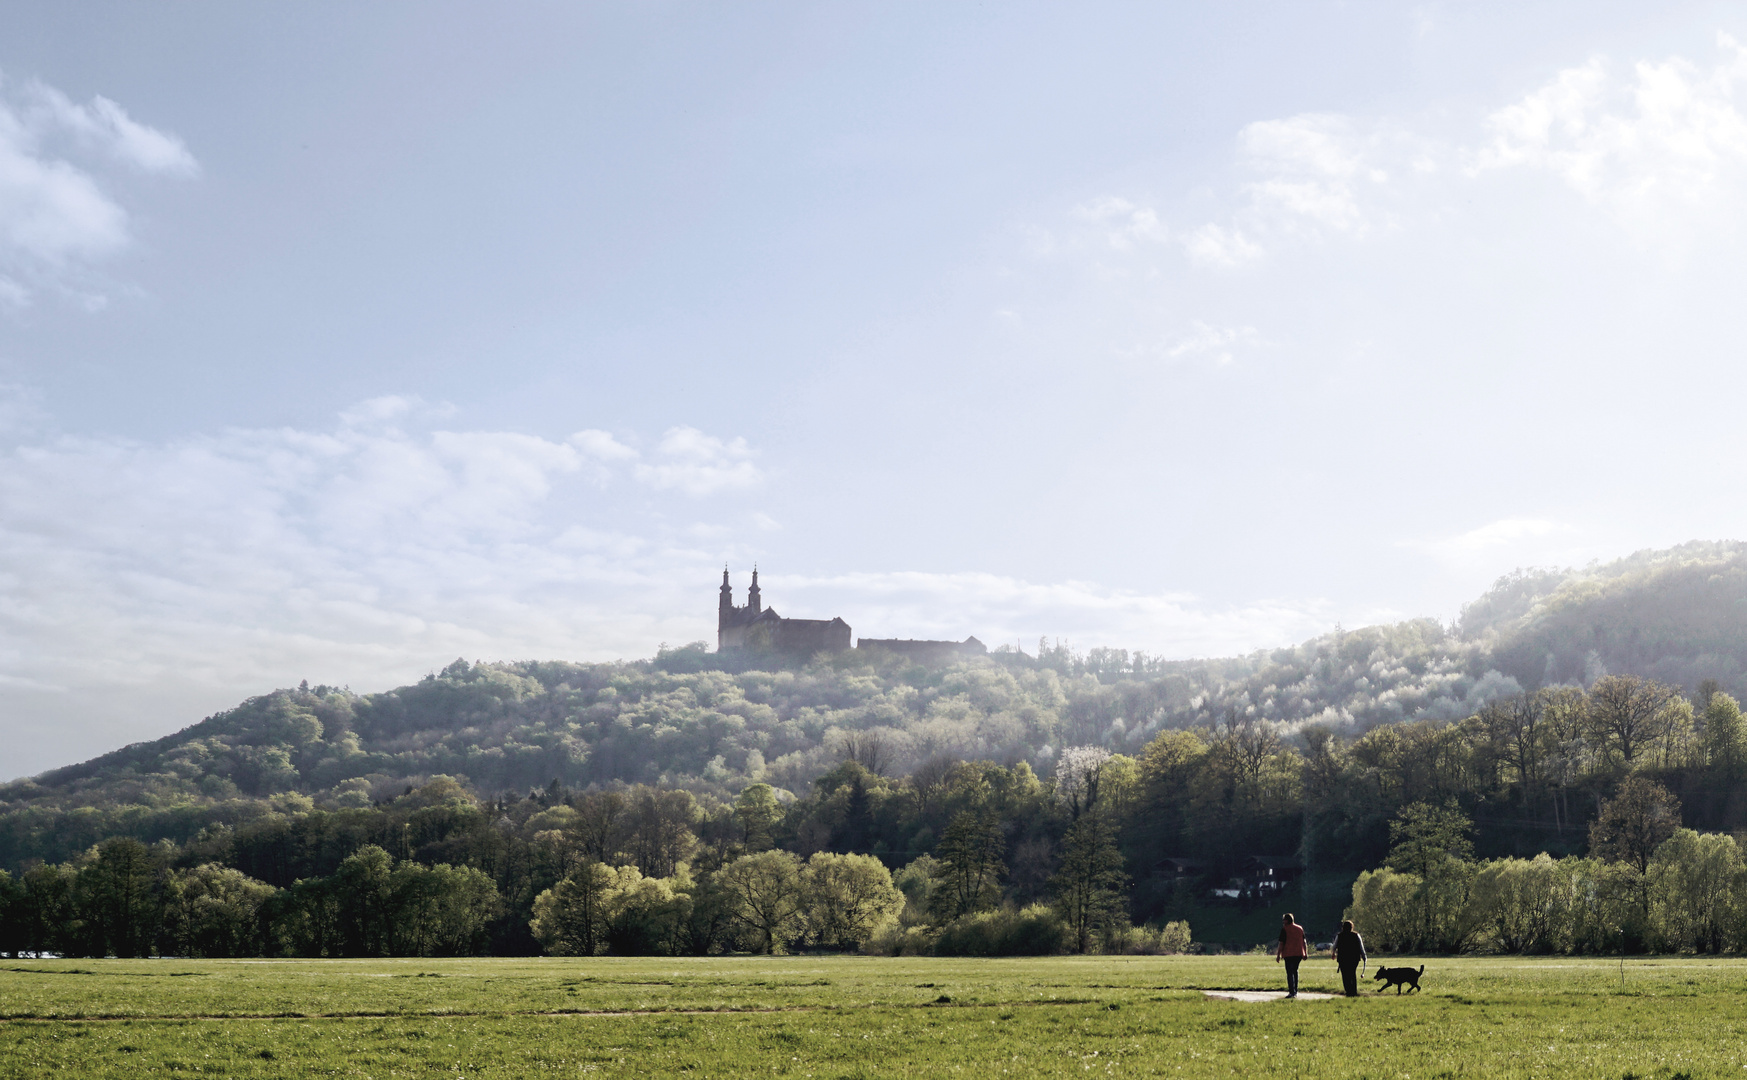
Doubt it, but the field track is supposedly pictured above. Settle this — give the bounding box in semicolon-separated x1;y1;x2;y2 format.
1;954;1740;1077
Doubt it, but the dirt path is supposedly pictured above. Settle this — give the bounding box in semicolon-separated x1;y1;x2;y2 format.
0;996;1136;1023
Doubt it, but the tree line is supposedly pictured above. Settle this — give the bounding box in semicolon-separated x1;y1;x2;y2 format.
1352;776;1747;955
4;674;1747;958
0;748;1177;958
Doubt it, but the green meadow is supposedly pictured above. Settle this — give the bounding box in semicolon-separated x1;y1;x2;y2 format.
1;954;1741;1078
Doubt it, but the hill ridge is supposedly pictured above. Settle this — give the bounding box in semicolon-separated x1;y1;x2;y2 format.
7;539;1747;872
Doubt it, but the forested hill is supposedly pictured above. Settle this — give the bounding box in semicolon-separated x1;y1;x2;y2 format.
7;539;1747;873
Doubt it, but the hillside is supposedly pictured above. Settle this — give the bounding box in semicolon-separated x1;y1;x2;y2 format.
6;540;1747;875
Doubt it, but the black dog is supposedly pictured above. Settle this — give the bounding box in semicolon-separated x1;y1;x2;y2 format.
1373;965;1424;994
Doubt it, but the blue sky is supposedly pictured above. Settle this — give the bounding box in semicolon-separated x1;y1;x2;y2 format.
6;1;1747;777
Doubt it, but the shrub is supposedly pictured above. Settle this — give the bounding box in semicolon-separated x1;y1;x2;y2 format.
1346;867;1421;952
1108;920;1193;955
861;923;934;957
933;905;1066;957
1470;854;1573;955
1648;829;1742;954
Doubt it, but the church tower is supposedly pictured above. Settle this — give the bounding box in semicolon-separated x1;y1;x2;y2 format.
714;567;851;654
718;567;734;650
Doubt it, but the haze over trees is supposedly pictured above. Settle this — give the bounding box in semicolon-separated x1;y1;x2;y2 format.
8;541;1747;957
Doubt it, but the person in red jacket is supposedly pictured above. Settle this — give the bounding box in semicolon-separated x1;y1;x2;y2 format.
1275;913;1308;997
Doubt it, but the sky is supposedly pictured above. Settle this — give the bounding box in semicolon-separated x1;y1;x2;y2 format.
5;1;1747;778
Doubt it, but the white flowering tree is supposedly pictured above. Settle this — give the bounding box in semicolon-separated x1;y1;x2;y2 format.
1051;745;1124;951
1054;745;1112;820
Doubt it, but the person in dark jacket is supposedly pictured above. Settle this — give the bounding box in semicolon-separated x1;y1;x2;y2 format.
1275;913;1308;997
1333;919;1367;997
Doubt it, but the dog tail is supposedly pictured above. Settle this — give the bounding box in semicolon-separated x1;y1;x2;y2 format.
1417;966;1424;974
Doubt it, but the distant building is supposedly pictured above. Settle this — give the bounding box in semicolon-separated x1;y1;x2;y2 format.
715;570;986;661
856;636;987;661
1209;856;1302;902
718;568;852;655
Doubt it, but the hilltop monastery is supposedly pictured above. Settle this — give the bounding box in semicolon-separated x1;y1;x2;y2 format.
717;568;985;661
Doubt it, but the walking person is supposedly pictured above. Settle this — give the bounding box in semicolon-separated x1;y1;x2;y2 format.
1275;913;1308;997
1334;919;1367;997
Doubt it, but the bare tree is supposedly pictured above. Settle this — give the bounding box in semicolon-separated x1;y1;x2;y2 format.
908;756;960;821
1589;776;1683;874
572;790;628;864
1299;725;1344;804
1590;775;1683;925
1588;675;1680;766
1539;686;1591;833
625;787;699;878
837;731;889;776
1479;692;1547;801
930;809;1006;920
1216;711;1280;810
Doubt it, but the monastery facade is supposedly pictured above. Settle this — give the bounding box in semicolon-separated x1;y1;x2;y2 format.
717;569;985;659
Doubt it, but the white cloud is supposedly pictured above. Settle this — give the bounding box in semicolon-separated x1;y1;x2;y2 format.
1071;195;1169;249
1181;222;1263;268
1186;37;1747;256
25;84;200;177
1238;113;1380;236
0;74;197;304
570;428;639;462
1053;115;1402;273
0;396;1349;779
0;401;776;777
633;426;763;495
336;394;452;428
1062;35;1747;280
1115;320;1262;365
1164;321;1260;364
1411;519;1613;579
1177;113;1410;267
1428;517;1566;557
1472;36;1747;234
562;428;638;485
0;109;128;264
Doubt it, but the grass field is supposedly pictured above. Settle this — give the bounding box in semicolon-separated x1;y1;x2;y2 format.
1;953;1740;1078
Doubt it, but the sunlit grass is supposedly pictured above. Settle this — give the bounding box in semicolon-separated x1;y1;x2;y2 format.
2;954;1741;1076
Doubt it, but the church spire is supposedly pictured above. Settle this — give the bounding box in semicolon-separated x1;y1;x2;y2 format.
748;565;762;615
